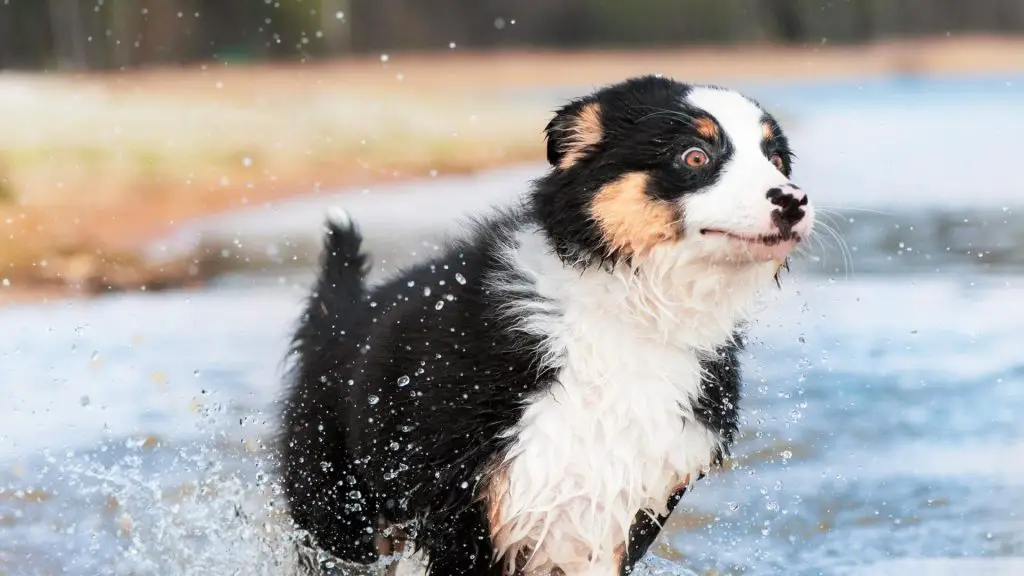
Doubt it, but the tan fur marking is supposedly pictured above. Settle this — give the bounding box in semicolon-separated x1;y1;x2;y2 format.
670;473;692;495
612;544;627;574
484;463;520;574
374;516;392;555
375;515;409;575
694;116;719;140
590;172;680;257
762;121;774;141
485;465;507;539
558;102;603;169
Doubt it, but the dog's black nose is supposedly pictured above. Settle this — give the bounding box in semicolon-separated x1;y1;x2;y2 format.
766;184;808;237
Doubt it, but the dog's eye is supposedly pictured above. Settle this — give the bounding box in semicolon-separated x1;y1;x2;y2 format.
769;153;785;171
682;148;709;168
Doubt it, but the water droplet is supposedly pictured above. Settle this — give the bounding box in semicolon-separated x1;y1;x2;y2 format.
397;375;410;387
435;300;445;310
448;42;457;49
380;53;389;63
455;273;467;285
242;156;253;167
367;395;380;406
423;286;432;297
335;10;345;19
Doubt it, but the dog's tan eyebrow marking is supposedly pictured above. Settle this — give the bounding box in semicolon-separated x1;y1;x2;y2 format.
559;102;603;170
693;116;720;141
761;121;775;141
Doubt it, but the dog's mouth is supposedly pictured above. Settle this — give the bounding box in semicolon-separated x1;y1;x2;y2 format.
699;229;801;244
699;229;802;261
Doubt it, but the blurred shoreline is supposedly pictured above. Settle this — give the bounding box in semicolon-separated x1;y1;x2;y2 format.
2;34;1023;306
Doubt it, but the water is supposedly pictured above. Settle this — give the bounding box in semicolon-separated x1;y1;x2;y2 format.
4;74;1024;574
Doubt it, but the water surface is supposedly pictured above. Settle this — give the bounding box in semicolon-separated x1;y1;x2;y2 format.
3;74;1024;575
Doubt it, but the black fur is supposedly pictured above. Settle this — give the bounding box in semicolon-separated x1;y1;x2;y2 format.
279;75;795;575
759;112;794;177
621;486;688;575
280;210;555;575
693;338;745;451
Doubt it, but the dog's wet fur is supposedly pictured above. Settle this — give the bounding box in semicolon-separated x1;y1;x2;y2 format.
279;75;814;575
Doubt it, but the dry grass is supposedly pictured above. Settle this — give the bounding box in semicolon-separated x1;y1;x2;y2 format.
0;68;550;301
2;35;1022;304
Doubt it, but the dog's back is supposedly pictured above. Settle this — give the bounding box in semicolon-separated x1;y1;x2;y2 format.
280;208;552;574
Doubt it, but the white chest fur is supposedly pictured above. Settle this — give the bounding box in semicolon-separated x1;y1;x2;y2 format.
485;229;776;575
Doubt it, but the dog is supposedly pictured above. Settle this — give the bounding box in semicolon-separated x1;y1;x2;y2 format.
279;75;814;575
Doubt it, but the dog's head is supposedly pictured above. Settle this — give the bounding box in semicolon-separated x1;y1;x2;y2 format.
531;75;814;273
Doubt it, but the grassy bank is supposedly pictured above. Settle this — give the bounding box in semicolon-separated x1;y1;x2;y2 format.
2;35;1022;304
0;73;549;303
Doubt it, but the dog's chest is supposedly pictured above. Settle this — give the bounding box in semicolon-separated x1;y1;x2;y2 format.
491;324;722;571
517;328;720;494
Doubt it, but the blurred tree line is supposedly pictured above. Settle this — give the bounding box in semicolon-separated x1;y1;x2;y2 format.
2;0;1023;70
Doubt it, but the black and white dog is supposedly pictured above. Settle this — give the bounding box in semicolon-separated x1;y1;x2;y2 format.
279;75;814;575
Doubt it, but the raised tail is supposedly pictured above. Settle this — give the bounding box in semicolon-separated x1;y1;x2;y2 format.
319;206;369;306
288;206;369;356
279;207;379;564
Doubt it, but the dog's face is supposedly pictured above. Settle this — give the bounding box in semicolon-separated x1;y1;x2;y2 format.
531;75;814;269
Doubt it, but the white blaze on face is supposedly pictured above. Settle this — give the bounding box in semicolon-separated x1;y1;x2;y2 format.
680;86;814;256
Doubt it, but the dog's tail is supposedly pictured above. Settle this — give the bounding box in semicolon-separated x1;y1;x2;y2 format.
317;206;369;306
288;206;368;361
279;208;377;564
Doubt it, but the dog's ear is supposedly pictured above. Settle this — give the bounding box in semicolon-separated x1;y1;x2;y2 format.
544;98;602;169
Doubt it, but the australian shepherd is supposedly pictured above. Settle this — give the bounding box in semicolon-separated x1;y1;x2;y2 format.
279;75;815;575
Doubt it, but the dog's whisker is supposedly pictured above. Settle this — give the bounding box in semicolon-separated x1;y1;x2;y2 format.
280;76;820;576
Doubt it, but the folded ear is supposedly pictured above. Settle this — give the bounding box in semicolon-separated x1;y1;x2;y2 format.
544;98;603;170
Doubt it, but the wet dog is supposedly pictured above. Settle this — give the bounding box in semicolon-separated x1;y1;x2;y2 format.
279;75;814;575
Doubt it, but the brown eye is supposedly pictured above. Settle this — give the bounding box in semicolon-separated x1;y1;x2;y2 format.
770;153;785;171
683;148;709;168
